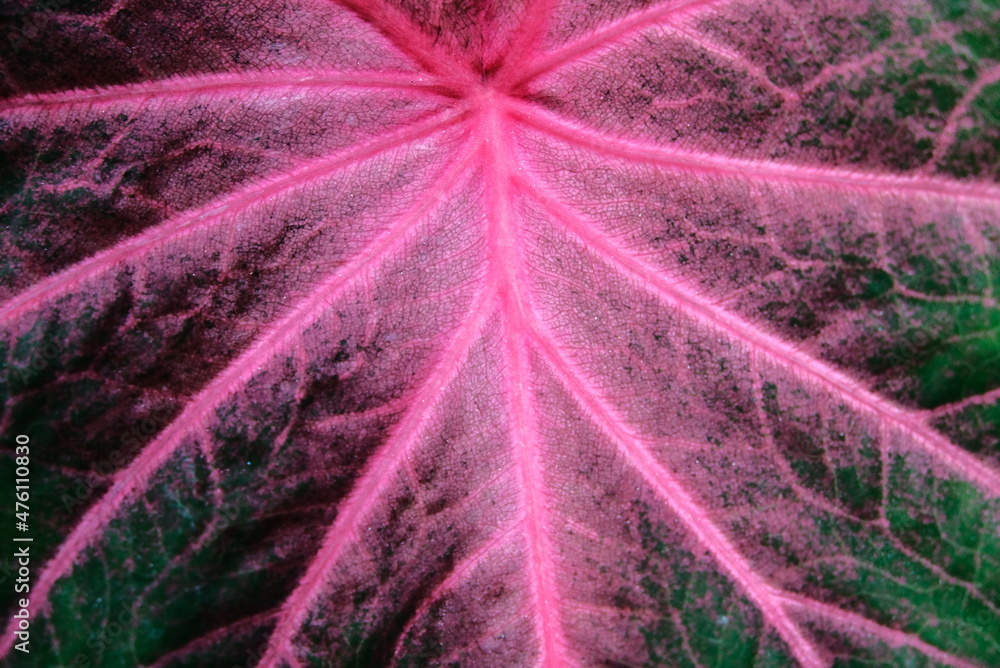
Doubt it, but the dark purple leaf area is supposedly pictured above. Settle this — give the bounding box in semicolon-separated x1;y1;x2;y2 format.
1;0;1000;666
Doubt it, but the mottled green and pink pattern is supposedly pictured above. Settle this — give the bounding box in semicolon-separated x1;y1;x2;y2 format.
1;0;999;666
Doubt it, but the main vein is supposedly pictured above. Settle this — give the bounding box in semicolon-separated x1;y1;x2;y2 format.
481;94;572;667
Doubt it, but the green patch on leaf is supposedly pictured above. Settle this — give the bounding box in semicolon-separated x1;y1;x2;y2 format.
636;512;776;667
811;456;999;664
931;399;1000;458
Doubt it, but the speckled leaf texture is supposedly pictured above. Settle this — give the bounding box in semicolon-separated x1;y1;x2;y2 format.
1;0;1000;666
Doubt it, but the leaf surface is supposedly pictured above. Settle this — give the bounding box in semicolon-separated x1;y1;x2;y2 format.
1;1;1000;666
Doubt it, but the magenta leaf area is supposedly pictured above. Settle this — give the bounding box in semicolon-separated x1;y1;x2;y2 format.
2;0;1000;666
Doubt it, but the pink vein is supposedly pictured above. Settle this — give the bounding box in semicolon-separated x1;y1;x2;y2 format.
512;0;729;87
521;316;825;668
331;0;477;95
925;386;1000;419
513;176;1000;498
502;304;570;668
926;64;1000;172
515;175;1000;498
481;94;571;667
0;69;443;111
0;107;464;327
0;139;479;661
491;0;560;90
146;611;276;668
775;591;983;668
510;100;1000;203
391;522;522;661
668;24;798;104
256;286;494;668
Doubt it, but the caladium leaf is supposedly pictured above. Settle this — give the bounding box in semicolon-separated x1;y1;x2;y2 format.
1;0;1000;665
